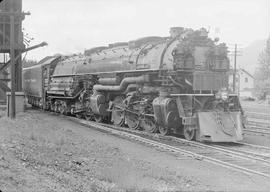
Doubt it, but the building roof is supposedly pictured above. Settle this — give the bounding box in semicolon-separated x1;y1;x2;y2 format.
239;68;254;79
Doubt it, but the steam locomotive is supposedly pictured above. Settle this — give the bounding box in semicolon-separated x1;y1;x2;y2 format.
23;27;244;142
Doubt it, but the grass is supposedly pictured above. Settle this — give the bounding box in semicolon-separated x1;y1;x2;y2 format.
0;110;179;192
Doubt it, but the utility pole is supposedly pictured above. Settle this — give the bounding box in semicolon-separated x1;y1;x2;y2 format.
10;4;16;118
233;44;237;93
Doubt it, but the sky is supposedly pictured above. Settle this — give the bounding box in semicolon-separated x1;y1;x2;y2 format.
22;0;270;61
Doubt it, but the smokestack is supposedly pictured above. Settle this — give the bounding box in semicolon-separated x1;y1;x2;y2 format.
169;27;184;38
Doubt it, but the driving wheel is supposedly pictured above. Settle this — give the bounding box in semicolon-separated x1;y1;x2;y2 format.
111;96;125;126
183;125;196;140
125;112;140;129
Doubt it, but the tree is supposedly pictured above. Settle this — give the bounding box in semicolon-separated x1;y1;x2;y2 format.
254;37;270;98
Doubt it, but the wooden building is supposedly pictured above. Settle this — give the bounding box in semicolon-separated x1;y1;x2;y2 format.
0;0;25;103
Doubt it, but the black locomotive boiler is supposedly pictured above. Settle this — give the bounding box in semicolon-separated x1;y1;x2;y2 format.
23;27;244;142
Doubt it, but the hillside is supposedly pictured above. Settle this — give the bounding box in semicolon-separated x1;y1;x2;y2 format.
237;39;266;75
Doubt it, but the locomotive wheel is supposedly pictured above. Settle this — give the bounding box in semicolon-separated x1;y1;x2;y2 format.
53;104;58;113
183;125;196;141
48;103;52;111
111;96;125;126
84;114;92;121
76;113;83;119
45;102;50;111
159;126;170;136
84;108;94;121
59;102;67;115
140;117;158;133
59;107;65;114
125;112;140;130
94;114;103;123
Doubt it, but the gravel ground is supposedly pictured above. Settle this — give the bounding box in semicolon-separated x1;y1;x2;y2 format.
0;109;270;192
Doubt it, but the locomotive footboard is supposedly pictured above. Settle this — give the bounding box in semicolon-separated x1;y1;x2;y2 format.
196;111;243;142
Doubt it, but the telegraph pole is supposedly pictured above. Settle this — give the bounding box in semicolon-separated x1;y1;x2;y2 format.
233;44;237;93
10;5;16;118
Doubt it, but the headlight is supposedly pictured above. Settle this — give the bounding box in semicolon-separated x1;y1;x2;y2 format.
221;91;229;101
215;88;229;101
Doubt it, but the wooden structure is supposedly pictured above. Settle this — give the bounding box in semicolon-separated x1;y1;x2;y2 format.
0;0;26;89
0;0;27;117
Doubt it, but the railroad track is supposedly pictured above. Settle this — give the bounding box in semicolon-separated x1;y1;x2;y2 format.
242;105;270;114
244;120;270;136
248;120;270;128
241;110;270;136
245;111;270;120
208;142;270;160
61;114;270;179
244;125;270;136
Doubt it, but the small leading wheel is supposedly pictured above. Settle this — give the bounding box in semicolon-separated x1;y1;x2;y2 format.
84;114;92;121
59;105;66;115
94;114;103;123
125;112;140;129
84;108;93;121
159;126;170;136
76;113;83;119
53;104;58;113
183;125;196;141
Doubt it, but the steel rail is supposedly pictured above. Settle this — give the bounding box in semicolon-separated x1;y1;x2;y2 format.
236;141;270;150
244;129;270;136
245;122;270;136
247;126;270;131
245;112;270;120
208;142;270;160
167;136;270;163
248;121;270;128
